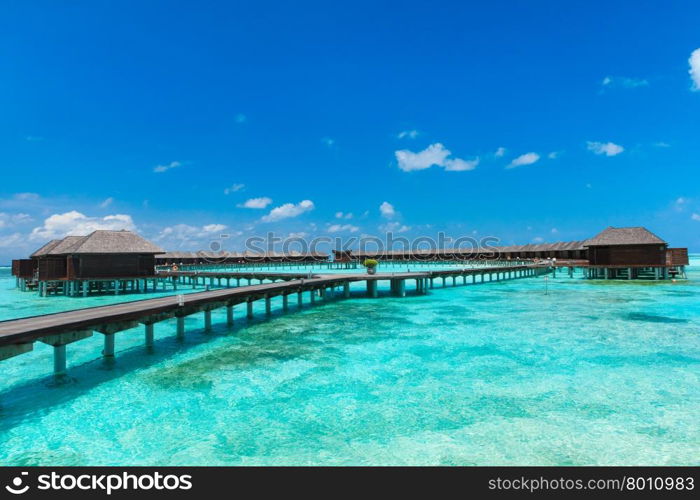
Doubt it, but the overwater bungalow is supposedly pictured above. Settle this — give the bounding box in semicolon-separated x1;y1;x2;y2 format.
13;230;164;296
333;226;688;280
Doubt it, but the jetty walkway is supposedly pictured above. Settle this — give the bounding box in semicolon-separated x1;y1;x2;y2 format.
0;264;548;378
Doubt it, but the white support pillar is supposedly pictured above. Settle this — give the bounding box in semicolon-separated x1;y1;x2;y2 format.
103;334;115;357
54;345;67;376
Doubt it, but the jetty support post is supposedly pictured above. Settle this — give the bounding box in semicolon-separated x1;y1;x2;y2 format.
226;303;234;326
39;330;93;376
204;308;212;332
176;315;186;339
343;282;350;299
265;294;272;317
297;290;303;308
282;293;289;312
94;321;139;358
143;323;154;348
247;300;254;319
366;279;378;298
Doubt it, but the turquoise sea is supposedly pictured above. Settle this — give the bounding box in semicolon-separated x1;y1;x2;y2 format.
0;259;698;465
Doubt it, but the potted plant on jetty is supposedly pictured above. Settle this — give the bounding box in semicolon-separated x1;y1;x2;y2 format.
363;259;378;275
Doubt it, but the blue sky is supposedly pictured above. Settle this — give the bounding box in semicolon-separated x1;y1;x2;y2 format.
1;1;699;260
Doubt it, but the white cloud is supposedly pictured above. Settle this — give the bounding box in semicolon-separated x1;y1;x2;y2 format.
397;130;419;139
327;223;360;233
235;113;247;123
692;213;700;221
494;147;506;158
30;211;136;240
601;76;649;89
99;197;114;208
156;223;232;248
547;151;559;159
653;141;671;148
395;143;478;173
533;236;544;243
0;212;32;229
444;157;479;171
238;197;272;209
335;211;353;219
286;232;308;239
587;141;624;156
507;152;540;169
689;48;700;91
13;193;40;201
321;137;335;147
551;228;558;234
224;183;245;194
153;161;181;173
379;201;395;219
261;200;315;222
202;224;227;233
0;232;25;248
380;222;410;233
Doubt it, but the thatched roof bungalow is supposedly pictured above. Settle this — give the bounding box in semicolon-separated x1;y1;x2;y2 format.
29;230;163;280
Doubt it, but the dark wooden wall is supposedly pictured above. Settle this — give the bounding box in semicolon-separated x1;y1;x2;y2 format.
666;248;689;266
588;245;667;266
38;256;68;280
70;254;156;278
11;259;35;278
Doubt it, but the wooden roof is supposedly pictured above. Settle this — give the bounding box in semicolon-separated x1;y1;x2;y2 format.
584;227;666;247
29;239;63;257
32;230;163;256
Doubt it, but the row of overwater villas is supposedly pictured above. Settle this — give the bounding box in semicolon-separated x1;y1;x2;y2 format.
10;227;690;290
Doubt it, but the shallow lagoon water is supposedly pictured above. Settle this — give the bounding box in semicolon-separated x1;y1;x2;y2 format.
0;260;698;465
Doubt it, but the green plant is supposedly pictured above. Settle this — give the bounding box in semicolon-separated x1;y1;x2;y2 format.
363;259;378;268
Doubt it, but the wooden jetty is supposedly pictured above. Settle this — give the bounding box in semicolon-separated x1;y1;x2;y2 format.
0;265;547;377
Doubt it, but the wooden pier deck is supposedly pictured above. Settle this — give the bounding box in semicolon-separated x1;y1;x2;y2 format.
0;264;547;380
